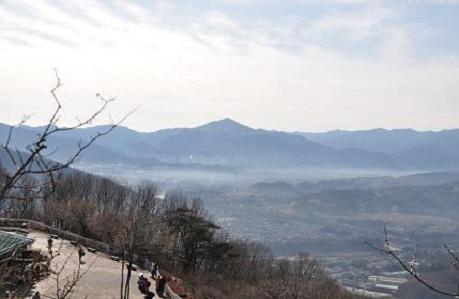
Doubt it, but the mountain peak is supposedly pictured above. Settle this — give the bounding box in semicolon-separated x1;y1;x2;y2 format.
196;118;254;134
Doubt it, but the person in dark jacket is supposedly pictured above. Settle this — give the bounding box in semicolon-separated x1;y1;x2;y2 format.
150;263;158;278
156;276;166;295
47;236;53;255
138;273;146;292
138;273;153;295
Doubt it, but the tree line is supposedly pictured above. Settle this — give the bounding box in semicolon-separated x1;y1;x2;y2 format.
0;169;368;299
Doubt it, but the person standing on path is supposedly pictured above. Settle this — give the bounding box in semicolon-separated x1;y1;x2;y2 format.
78;246;85;264
47;236;53;255
151;263;158;279
156;276;166;296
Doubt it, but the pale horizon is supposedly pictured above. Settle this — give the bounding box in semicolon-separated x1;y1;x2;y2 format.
2;117;458;134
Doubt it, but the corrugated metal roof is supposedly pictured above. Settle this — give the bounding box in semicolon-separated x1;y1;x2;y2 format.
0;230;33;256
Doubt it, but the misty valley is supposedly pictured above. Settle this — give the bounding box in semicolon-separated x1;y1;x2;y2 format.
5;119;454;298
87;166;459;299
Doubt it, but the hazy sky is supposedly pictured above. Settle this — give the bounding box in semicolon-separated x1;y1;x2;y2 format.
0;0;458;132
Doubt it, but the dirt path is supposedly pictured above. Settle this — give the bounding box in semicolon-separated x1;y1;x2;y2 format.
28;231;156;299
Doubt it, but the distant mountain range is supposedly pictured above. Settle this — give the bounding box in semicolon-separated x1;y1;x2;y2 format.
300;128;459;169
1;119;459;171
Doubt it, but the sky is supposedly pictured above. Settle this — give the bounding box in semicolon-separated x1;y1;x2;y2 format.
0;0;458;132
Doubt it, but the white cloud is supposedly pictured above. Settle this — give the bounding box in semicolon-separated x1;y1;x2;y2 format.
311;5;393;40
207;11;240;31
0;0;458;131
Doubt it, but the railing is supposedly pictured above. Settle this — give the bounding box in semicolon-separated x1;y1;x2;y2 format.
0;218;187;298
0;218;111;253
164;283;184;299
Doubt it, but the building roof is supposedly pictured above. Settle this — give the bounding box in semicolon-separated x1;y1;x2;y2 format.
375;284;399;291
0;230;33;256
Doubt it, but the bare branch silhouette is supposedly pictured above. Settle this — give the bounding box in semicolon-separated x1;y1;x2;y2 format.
0;70;135;202
365;228;459;297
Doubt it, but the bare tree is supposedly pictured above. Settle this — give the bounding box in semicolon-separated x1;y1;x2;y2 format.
115;183;161;299
35;240;98;299
0;71;132;297
365;227;459;297
0;69;133;203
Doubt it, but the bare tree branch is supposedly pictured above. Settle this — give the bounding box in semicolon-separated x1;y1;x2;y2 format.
0;70;135;202
365;228;459;297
